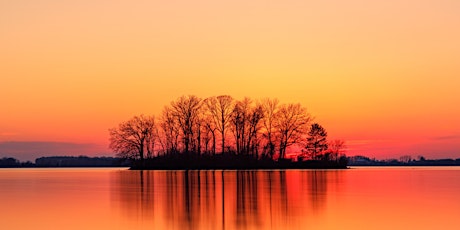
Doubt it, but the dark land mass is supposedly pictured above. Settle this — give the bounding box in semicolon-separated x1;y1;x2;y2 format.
348;155;460;166
130;153;349;170
0;154;348;169
3;154;460;169
0;156;129;168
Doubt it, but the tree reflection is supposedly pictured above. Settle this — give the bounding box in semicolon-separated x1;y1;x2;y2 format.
308;171;328;211
111;170;343;230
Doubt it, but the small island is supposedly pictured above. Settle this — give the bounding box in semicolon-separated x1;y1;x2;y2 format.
109;95;348;170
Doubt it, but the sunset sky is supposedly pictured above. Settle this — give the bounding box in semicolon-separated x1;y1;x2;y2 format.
1;0;459;161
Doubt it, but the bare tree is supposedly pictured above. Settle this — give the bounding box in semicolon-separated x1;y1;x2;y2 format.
231;98;264;156
231;98;251;155
200;117;212;154
170;95;202;153
275;103;311;159
191;105;207;154
145;123;159;158
204;95;234;153
399;155;412;163
260;98;279;159
328;139;346;161
159;106;181;155
202;115;217;155
246;103;264;157
109;115;156;161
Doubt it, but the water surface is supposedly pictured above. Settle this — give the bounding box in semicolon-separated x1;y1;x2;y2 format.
0;167;459;230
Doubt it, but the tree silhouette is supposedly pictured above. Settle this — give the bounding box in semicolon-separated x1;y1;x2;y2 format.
159;106;181;155
260;98;279;159
275;103;311;159
327;139;346;161
204;95;234;153
231;98;264;156
202;115;217;155
109;115;157;161
170;95;202;154
305;123;328;160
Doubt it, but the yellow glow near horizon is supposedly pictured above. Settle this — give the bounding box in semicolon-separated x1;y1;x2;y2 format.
1;0;460;159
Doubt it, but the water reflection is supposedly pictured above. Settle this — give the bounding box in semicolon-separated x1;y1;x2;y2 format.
2;168;458;230
111;170;343;230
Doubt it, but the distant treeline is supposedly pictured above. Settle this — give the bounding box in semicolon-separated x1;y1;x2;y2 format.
0;157;35;167
348;155;460;166
0;156;129;168
2;155;459;168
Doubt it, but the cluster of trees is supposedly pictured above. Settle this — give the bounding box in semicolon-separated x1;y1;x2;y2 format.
109;95;345;162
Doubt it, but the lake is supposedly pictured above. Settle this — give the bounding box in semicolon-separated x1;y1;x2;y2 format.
0;167;459;230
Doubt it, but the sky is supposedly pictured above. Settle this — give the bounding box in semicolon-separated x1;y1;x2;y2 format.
1;0;459;161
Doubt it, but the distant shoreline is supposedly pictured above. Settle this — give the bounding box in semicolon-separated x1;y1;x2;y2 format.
2;155;460;169
2;164;459;169
348;156;460;167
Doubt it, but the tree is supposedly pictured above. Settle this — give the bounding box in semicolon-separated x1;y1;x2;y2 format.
170;95;202;153
275;103;311;159
400;155;412;163
202;115;217;155
231;98;251;155
246;103;264;157
328;139;346;161
231;98;264;156
305;123;328;160
204;95;234;153
260;98;279;159
109;115;156;161
159;105;181;155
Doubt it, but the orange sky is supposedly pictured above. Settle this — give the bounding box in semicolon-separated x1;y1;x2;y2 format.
1;0;459;161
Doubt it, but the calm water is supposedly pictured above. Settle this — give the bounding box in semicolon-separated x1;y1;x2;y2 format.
0;167;459;230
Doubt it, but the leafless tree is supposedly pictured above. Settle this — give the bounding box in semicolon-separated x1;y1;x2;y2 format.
200;117;212;154
202;115;217;155
275;103;311;159
259;98;279;159
170;95;202;153
246;103;264;157
204;95;234;153
328;139;346;161
159;106;181;155
231;98;264;156
191;105;207;154
109;115;156;161
231;98;250;155
399;155;412;163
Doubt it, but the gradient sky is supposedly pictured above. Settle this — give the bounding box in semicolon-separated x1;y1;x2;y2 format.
1;0;459;161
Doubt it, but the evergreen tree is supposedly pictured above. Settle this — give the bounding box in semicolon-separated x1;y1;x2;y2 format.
305;123;328;160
